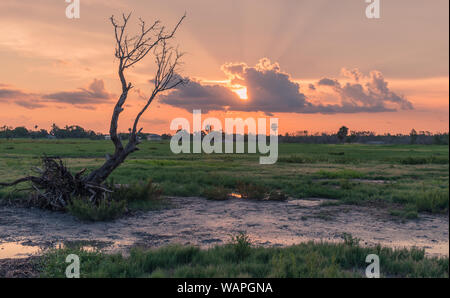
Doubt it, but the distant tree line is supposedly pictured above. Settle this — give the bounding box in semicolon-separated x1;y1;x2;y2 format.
173;127;448;145
0;124;172;141
280;127;449;145
0;124;103;140
0;124;448;145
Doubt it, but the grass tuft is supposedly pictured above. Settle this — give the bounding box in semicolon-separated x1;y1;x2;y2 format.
203;186;230;201
67;197;126;222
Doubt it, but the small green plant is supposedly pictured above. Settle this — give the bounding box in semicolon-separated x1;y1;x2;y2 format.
108;179;168;212
415;189;449;213
109;179;162;202
341;233;360;246
339;179;354;190
236;182;267;200
203;186;230;201
389;208;419;220
229;231;252;260
67;197;126;222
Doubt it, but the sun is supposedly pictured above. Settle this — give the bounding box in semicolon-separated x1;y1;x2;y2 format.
233;86;248;100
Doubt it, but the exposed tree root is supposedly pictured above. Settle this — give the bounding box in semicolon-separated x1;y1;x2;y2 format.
0;156;110;211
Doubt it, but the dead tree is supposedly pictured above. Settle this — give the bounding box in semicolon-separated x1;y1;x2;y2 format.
85;13;186;184
0;13;186;209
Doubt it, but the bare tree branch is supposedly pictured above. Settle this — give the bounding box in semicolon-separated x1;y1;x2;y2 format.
85;12;187;184
0;12;187;207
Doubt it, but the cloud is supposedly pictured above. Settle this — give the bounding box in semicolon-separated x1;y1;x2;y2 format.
0;84;47;109
0;87;30;101
317;78;340;87
159;78;243;113
161;58;311;115
316;68;413;112
15;100;46;109
42;79;114;105
160;59;413;115
1;79;115;109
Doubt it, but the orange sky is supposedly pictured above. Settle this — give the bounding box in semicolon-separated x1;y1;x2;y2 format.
0;0;448;135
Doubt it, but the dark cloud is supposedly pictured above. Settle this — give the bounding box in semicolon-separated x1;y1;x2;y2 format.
317;78;340;87
15;100;46;109
1;79;114;110
317;69;413;112
159;78;242;113
42;79;114;105
0;88;30;101
0;84;46;109
160;59;413;115
161;58;311;115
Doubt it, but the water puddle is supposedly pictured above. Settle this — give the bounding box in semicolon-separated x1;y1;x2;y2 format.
0;242;41;259
0;198;448;259
0;240;117;259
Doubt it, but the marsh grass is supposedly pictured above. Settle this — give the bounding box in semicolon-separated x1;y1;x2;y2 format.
108;179;168;212
67;197;126;222
40;233;449;278
236;182;267;200
0;140;448;215
66;180;170;221
203;186;230;201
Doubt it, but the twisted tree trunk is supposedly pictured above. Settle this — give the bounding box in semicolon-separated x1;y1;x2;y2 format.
0;13;186;208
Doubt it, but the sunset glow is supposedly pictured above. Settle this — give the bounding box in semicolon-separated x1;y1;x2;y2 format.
233;86;248;100
0;0;447;135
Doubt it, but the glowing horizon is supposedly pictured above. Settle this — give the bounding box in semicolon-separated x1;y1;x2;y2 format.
0;0;448;135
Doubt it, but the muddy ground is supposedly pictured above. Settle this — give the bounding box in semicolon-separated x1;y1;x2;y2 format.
0;197;448;277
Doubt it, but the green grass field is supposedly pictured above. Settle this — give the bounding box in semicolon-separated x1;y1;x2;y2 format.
1;139;448;217
1;139;448;278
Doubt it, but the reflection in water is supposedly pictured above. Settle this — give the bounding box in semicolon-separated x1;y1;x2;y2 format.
0;242;40;259
0;240;108;260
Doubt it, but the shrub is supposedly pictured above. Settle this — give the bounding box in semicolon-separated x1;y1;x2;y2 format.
339;179;354;190
67;197;126;222
108;179;168;212
203;186;230;201
236;182;267;200
399;156;448;165
228;232;252;260
341;233;360;246
109;179;162;202
416;189;449;213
